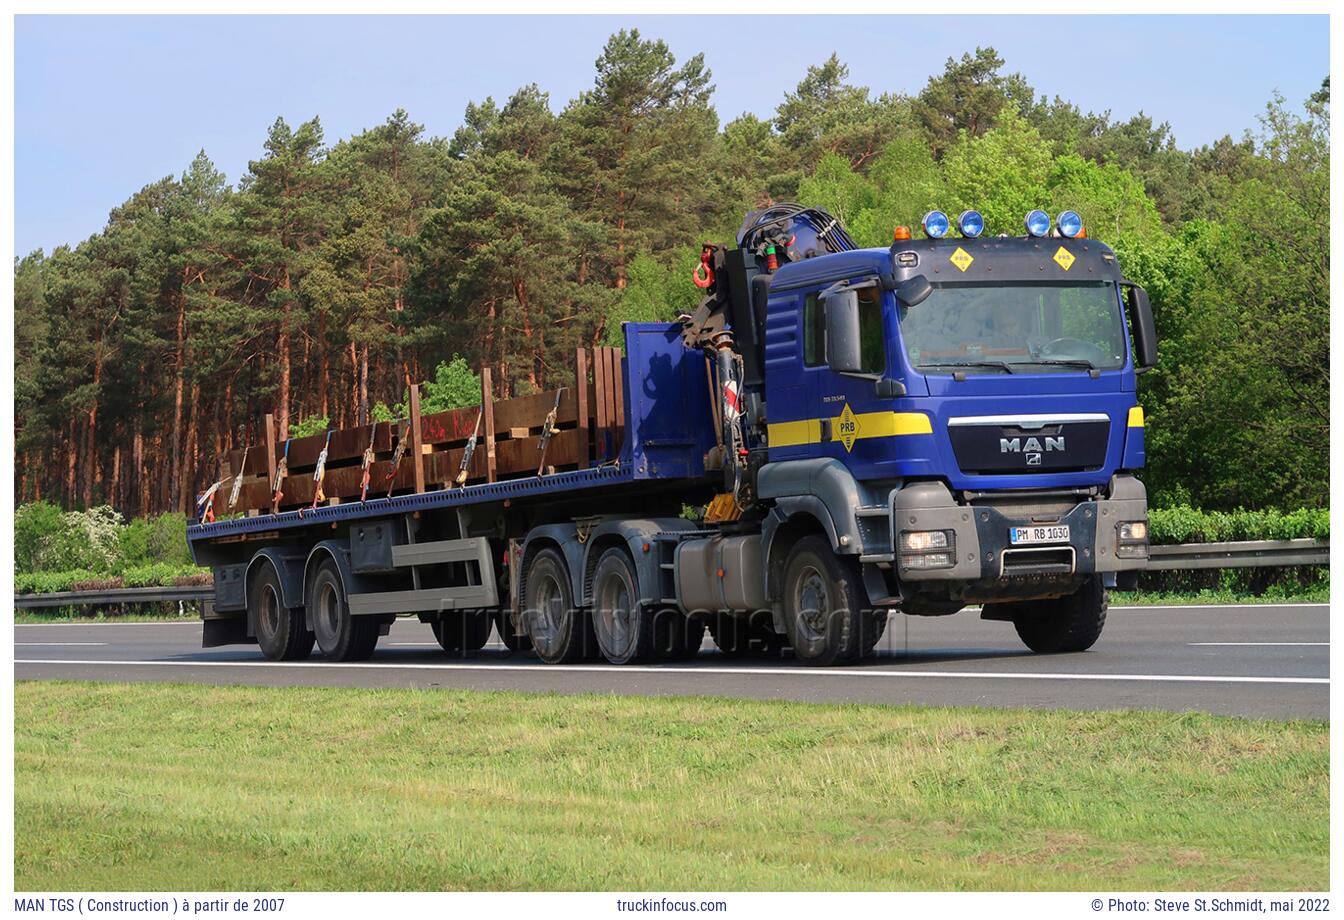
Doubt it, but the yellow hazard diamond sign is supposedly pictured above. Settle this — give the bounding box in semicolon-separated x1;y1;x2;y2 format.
1053;246;1076;270
949;247;974;272
836;403;859;452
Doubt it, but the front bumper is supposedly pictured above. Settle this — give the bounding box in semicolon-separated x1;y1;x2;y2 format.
891;474;1148;584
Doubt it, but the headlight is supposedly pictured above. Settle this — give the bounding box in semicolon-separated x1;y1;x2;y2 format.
899;530;956;570
1117;520;1149;559
1118;521;1148;542
901;552;953;569
900;530;950;552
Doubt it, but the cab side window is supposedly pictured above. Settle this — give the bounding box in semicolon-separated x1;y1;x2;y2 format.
803;286;887;373
803;293;824;366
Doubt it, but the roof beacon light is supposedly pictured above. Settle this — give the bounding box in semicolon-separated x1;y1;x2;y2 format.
893;225;912;241
1025;209;1051;237
1057;210;1084;239
921;210;950;239
958;210;985;238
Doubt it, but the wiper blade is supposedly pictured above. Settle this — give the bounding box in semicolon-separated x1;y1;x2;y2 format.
1027;358;1098;369
920;361;1018;374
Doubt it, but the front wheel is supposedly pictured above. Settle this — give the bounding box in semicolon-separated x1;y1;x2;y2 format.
780;535;880;666
1012;576;1108;653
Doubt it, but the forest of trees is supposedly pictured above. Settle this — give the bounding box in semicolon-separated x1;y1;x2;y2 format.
12;35;1330;517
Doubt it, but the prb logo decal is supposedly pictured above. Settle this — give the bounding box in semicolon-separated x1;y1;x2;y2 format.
1053;246;1076;270
949;247;974;272
836;404;860;452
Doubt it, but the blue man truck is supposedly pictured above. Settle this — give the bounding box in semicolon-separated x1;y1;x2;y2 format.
188;204;1156;666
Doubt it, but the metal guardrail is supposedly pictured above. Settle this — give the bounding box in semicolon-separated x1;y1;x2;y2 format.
14;585;213;609
1146;538;1330;571
12;539;1328;609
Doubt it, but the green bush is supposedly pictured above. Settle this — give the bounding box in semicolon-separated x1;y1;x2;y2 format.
15;564;209;594
1148;505;1329;544
14;501;65;573
119;513;193;568
15;505;126;573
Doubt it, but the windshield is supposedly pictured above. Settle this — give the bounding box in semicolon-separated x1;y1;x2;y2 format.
898;282;1127;374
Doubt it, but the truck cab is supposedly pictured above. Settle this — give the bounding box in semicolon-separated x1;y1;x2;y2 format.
744;209;1156;649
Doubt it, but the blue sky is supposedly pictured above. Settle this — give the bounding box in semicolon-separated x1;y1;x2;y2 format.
14;14;1329;257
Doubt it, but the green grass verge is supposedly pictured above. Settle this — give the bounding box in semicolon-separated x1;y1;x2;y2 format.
15;681;1327;891
14;609;201;624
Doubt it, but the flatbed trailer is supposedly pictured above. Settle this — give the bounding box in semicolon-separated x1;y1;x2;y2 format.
190;205;1157;666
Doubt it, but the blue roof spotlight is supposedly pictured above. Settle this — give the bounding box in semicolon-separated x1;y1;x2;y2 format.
957;210;985;238
1057;210;1084;238
921;210;950;239
1025;209;1051;237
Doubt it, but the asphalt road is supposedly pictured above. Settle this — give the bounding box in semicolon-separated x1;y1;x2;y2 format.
13;603;1328;720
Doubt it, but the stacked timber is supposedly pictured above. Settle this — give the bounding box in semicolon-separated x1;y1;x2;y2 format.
208;346;626;519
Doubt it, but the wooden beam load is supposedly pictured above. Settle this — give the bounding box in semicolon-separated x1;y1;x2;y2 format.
210;345;627;517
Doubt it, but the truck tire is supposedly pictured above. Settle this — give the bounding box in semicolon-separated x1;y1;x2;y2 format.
523;547;597;664
781;535;878;666
250;562;313;661
493;609;533;653
1013;576;1108;653
308;558;379;661
591;547;657;664
707;613;785;658
431;610;492;656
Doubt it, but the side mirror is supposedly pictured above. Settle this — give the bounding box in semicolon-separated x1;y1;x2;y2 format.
1123;283;1158;371
896;274;933;307
823;289;863;373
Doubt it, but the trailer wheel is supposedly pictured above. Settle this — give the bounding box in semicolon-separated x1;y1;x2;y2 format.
1013;576;1108;653
431;610;492;656
781;536;872;666
250;562;313;661
308;558;379;661
493;609;533;653
523;548;596;664
591;548;657;664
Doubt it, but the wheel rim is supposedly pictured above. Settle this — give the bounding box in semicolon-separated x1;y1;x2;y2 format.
259;584;281;638
596;569;633;654
316;580;340;643
793;564;830;640
530;573;565;654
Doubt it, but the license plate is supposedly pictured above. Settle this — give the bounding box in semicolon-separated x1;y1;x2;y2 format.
1009;525;1070;545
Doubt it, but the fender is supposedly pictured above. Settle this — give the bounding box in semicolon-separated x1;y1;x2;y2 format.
578;518;698;608
757;458;866;556
302;539;379;631
518;523;587;608
244;547;307;638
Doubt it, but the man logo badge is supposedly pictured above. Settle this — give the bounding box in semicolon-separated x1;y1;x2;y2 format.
1001;436;1064;467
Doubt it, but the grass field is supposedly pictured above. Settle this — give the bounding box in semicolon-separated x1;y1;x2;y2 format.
14;681;1327;891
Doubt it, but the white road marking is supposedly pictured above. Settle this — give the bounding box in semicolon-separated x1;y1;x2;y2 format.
1190;642;1328;647
14;642;107;646
13;658;1328;686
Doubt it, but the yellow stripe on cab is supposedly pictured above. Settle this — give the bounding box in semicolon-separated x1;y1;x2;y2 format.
768;411;932;448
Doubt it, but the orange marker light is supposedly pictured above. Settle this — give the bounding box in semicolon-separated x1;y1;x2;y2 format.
893;226;912;241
